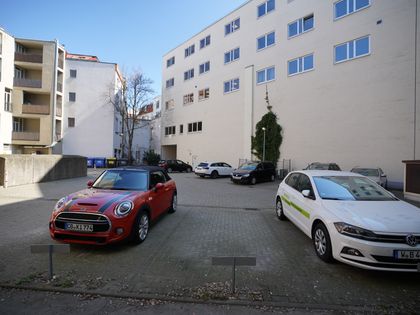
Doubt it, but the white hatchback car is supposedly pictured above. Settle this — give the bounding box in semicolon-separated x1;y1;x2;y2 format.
194;162;234;178
276;170;420;272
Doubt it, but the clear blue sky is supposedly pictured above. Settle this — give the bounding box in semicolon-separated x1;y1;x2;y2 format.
0;0;246;96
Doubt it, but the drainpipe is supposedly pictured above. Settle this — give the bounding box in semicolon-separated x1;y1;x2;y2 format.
51;39;58;151
414;0;418;159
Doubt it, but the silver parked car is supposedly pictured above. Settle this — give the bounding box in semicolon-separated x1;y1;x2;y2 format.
350;167;387;188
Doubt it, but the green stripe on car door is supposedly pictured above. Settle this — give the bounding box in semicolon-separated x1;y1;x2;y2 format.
281;195;310;219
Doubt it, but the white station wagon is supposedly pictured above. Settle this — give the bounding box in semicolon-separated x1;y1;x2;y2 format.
194;162;234;178
276;170;420;272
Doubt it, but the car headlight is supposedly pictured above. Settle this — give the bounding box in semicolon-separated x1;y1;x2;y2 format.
242;174;250;177
334;222;377;240
114;201;134;217
54;196;68;212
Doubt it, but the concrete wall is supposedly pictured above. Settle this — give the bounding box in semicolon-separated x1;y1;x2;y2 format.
0;154;87;187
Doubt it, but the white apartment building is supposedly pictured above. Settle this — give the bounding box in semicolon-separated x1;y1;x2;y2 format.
161;0;420;188
62;53;124;158
139;95;162;154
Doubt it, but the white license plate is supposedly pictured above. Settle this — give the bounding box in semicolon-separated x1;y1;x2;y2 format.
394;250;420;260
65;223;93;232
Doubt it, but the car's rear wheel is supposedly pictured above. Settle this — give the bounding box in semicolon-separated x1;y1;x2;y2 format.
167;167;172;173
131;210;149;244
211;171;219;179
250;177;257;185
168;192;177;213
275;197;287;221
312;223;333;263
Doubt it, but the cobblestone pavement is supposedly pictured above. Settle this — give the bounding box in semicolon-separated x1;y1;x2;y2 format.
0;170;419;314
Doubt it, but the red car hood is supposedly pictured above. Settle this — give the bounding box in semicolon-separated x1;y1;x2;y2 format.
64;189;139;214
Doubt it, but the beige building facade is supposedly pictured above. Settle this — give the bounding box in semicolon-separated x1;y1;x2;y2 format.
161;0;420;188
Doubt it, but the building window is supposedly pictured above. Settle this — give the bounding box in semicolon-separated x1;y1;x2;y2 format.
70;69;77;78
68;117;75;127
166;56;175;67
165;99;174;110
256;66;275;84
224;78;240;94
166;78;175;88
334;36;370;63
14;67;25;79
180;124;184;134
225;18;240;35
183;93;194;105
258;0;275;18
199;61;210;74
288;54;314;76
13;117;24;132
288;14;314;38
200;35;211;49
334;0;370;20
4;88;12;112
188;121;202;133
198;88;210;101
257;31;275;50
69;92;76;102
224;47;240;64
184;68;194;81
156;100;160;109
165;126;176;136
184;44;195;58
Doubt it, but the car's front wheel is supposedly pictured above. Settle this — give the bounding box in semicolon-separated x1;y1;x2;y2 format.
312;223;333;263
275;197;287;221
131;210;149;244
168;192;177;213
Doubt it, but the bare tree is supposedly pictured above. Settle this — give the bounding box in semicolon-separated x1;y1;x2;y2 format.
109;70;154;165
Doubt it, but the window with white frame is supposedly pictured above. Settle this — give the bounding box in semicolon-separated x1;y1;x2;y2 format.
224;47;240;64
224;78;240;93
68;117;75;127
334;36;370;63
198;88;210;101
257;31;275;50
288;14;314;38
225;18;240;35
257;0;275;18
199;61;210;74
184;68;194;81
4;88;12;112
288;54;314;75
334;0;370;20
185;44;195;58
165;126;176;136
188;121;202;133
69;92;76;102
200;35;211;49
183;93;194;105
256;66;275;84
165;99;174;110
166;56;175;67
166;78;175;88
13;117;24;132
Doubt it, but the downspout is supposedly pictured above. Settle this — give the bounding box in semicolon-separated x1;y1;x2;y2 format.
51;40;58;151
414;0;418;159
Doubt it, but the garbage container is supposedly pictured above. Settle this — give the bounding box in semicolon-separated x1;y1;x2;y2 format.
117;159;128;167
106;157;117;168
93;158;106;168
87;158;94;168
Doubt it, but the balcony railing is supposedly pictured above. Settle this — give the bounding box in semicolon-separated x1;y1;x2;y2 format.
14;78;42;88
15;52;43;63
56;106;62;117
12;131;40;141
22;104;50;115
57;83;63;93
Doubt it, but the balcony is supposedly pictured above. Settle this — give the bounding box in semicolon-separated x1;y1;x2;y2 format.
22;104;50;115
58;59;64;69
12;131;40;141
57;83;63;93
15;52;43;64
56;106;62;117
14;78;42;88
55;133;62;141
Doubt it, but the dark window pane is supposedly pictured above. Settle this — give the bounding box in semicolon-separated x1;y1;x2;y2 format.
356;0;369;10
198;122;202;131
335;43;347;62
303;54;314;70
355;36;369;56
257;37;265;49
288;59;298;75
288;21;298;37
303;15;314;31
267;32;275;46
267;0;275;12
335;0;347;18
258;4;265;17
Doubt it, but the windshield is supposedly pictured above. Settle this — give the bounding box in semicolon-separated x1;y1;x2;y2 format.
92;170;148;191
239;163;257;171
198;163;208;167
313;176;396;201
352;168;379;177
308;163;329;170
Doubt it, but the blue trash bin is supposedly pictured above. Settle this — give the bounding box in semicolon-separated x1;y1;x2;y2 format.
87;158;94;168
94;158;106;168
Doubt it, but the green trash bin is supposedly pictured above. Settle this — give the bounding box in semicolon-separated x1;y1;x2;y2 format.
106;157;117;168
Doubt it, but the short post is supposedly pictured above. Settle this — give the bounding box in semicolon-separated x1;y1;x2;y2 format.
212;256;256;294
31;244;70;280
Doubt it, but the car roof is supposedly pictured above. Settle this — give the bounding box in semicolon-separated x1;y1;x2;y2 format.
292;170;360;177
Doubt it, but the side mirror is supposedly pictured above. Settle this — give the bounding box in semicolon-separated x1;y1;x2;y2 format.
381;174;387;178
87;180;94;188
153;182;164;191
302;190;314;200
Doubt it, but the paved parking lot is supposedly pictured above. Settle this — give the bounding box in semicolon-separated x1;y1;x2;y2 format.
0;170;419;313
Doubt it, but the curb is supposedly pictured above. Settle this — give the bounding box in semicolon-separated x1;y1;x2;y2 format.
0;284;384;313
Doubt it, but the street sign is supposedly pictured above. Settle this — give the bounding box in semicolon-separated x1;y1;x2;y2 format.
30;244;70;279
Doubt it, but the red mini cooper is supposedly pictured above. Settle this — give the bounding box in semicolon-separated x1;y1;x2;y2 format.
49;166;177;245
